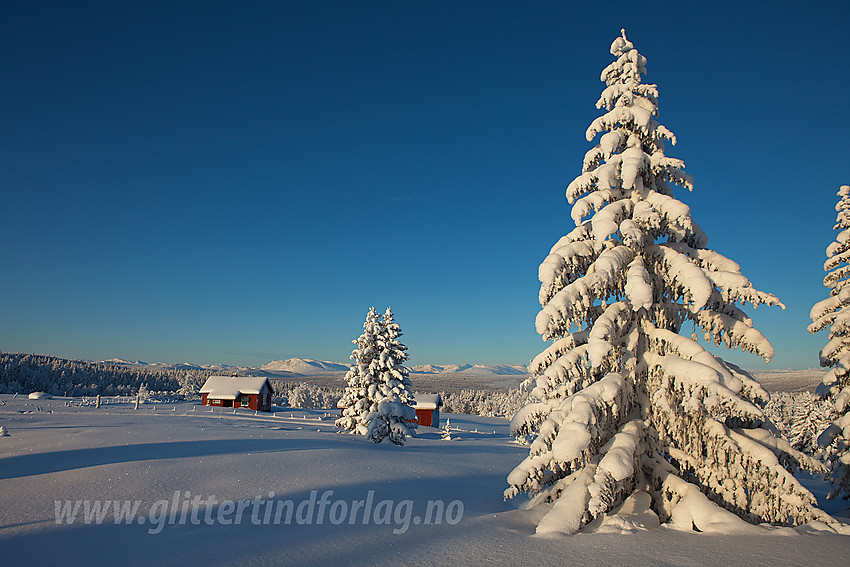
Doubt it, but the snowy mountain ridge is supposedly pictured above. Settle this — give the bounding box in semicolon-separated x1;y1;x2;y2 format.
261;358;349;374
84;357;828;387
409;363;527;375
96;357;530;378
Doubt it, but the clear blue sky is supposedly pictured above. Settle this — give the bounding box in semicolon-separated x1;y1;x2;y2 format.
1;1;848;370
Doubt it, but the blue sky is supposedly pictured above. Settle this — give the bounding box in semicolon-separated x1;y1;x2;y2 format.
1;1;848;369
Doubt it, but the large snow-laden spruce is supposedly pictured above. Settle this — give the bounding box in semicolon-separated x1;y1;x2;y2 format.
335;307;417;445
808;184;850;500
506;30;838;534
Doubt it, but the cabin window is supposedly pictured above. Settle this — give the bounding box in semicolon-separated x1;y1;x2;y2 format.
241;396;250;407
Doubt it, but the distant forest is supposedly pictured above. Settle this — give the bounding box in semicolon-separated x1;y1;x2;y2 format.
0;352;532;418
0;352;215;397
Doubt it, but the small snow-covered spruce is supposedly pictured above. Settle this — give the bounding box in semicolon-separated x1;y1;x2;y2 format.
0;425;8;437
788;392;832;456
763;391;796;439
178;371;201;399
336;307;383;433
336;307;417;445
442;418;453;441
808;184;850;500
506;30;837;534
362;308;417;445
134;383;148;410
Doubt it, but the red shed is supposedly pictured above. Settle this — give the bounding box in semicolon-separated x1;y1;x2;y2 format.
412;393;442;428
200;376;273;412
336;393;442;428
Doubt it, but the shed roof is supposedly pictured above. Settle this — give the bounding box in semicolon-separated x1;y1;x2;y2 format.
200;376;270;400
413;393;442;410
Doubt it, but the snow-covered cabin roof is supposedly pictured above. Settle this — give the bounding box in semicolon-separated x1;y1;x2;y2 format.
413;393;442;410
200;376;270;400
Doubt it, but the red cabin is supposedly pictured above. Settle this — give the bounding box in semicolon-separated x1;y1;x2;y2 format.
412;393;442;428
336;393;442;428
200;376;273;412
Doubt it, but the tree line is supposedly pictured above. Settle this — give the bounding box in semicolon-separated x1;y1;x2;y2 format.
0;352;215;397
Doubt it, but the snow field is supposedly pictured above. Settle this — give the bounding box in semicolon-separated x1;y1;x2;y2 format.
0;395;848;566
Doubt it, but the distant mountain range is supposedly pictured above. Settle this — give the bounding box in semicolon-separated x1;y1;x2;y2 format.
409;363;527;376
260;359;349;374
98;357;529;378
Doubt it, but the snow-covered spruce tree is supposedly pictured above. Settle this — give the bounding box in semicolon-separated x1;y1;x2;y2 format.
442;418;453;440
505;30;836;534
336;307;383;433
362;308;417;445
178;371;201;399
336;307;417;445
808;184;850;500
788;392;831;456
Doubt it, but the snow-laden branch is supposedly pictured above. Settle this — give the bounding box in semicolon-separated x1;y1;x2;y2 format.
506;372;629;497
645;244;712;310
536;246;634;339
535;420;644;535
538;240;601;305
529;331;590;375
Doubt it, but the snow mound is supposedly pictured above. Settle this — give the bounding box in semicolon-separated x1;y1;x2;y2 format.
27;391;52;399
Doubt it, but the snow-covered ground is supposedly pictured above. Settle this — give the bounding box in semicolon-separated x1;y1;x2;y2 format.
0;394;847;566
